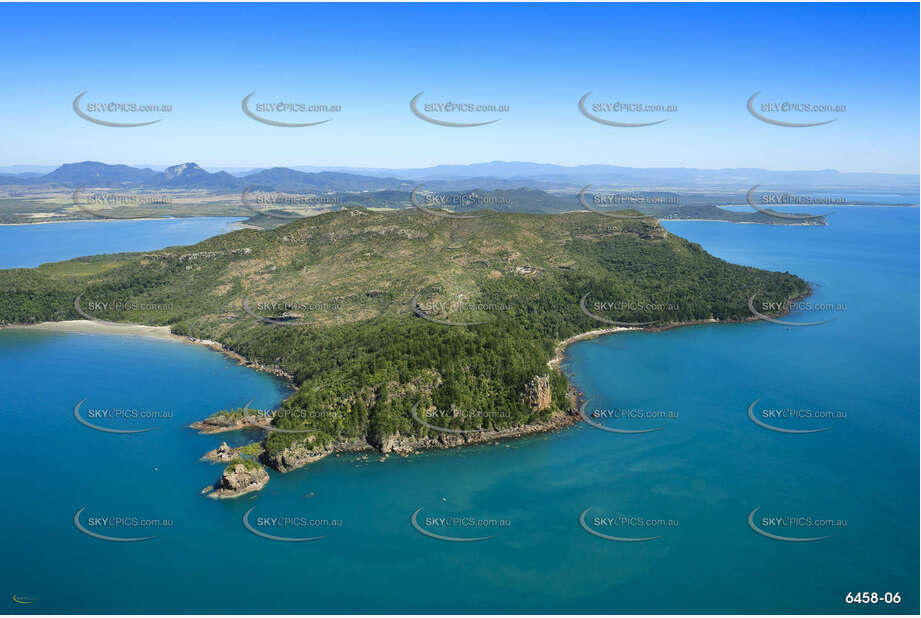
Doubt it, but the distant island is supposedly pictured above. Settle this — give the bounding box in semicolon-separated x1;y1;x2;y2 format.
0;208;810;496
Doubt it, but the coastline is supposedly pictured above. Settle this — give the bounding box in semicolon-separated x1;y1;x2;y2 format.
547;326;638;370
264;395;584;475
3;319;294;382
7;286;812;490
0;216;187;226
0;215;249;227
548;310;803;375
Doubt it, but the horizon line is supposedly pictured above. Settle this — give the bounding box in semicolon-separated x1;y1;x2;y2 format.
3;160;919;178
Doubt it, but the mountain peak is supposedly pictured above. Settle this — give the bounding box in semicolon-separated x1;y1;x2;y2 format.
163;162;204;179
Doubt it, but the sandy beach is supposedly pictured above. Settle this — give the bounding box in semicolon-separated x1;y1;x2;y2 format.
11;319;176;338
547;326;637;370
5;319;293;381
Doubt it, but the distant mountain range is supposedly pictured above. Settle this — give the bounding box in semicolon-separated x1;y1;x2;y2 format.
0;162;415;193
0;161;917;193
288;162;919;191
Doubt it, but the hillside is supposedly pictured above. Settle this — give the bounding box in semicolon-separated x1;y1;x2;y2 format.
0;209;808;482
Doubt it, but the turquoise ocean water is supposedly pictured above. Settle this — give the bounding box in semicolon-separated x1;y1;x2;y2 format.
0;217;245;268
0;208;917;613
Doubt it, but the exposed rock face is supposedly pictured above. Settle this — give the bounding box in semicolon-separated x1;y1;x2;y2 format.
378;434;398;454
211;441;234;461
210;462;269;499
514;265;541;275
162;162;202;179
366;405;580;456
262;436;334;473
522;375;552;412
369;433;416;456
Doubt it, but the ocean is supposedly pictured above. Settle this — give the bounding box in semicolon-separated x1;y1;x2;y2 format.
0;207;916;613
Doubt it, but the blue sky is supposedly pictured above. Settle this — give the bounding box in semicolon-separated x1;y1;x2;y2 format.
0;2;917;173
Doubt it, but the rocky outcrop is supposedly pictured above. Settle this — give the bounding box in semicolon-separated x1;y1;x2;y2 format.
201;441;263;463
205;441;235;462
370;433;399;455
190;412;272;434
513;265;541;276
369;405;580;457
522;375;552;412
262;435;335;473
209;461;269;499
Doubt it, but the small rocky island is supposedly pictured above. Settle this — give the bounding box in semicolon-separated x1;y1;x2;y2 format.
203;458;269;499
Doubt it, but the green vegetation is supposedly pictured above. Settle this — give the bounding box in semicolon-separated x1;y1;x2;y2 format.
0;185;833;226
236;442;263;457
205;408;247;422
226;457;261;471
0;208;808;463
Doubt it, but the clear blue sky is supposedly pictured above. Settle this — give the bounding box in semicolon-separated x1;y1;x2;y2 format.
0;2;917;173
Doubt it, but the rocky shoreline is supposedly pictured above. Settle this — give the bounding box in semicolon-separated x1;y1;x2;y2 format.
263;388;583;473
195;385;585;495
175;334;294;382
547;287;815;372
203;460;270;499
193;290;818;496
9;292;813;500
